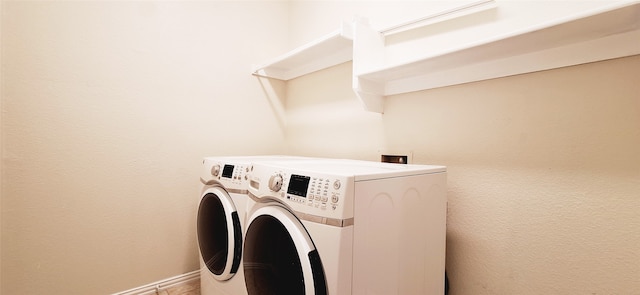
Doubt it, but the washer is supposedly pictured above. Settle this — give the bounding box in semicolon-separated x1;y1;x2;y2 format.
244;159;447;295
198;156;309;295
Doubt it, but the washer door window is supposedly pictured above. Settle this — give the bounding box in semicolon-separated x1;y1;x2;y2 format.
197;187;242;281
244;205;327;295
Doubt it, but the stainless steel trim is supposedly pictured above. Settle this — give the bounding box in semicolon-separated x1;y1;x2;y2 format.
248;192;354;228
227;188;248;194
201;178;248;194
248;192;265;203
297;212;355;228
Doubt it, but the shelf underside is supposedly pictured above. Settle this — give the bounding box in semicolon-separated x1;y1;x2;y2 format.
252;29;353;81
359;2;640;96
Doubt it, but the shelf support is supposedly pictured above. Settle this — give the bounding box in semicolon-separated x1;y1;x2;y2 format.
352;18;385;113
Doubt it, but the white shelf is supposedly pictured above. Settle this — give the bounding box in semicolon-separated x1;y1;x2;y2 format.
252;22;354;81
353;1;640;113
251;1;640;114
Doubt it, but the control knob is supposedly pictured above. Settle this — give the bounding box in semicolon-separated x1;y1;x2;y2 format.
269;174;284;192
211;164;221;177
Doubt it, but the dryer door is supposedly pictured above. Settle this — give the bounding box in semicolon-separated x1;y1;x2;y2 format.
244;205;327;295
197;186;242;281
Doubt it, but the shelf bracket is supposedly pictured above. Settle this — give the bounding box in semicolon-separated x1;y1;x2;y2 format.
352;18;385;113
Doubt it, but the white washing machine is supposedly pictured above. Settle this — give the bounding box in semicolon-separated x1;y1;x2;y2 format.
198;156;309;295
244;159;447;295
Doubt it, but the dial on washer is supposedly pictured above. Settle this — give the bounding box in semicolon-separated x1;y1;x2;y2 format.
269;174;284;192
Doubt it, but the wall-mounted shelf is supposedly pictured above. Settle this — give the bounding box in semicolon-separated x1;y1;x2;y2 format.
251;22;354;81
252;1;640;114
353;1;640;113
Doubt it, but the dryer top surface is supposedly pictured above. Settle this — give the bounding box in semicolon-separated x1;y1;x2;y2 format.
258;159;445;181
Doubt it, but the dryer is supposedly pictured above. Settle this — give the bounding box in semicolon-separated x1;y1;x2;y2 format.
198;156;308;295
244;159;447;295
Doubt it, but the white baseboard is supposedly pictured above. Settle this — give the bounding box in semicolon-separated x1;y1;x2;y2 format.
111;270;200;295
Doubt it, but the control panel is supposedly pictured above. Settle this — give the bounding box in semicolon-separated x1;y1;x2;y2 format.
202;159;250;191
249;164;353;220
283;174;343;212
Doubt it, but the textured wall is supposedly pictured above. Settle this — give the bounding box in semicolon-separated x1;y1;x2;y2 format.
286;50;640;295
0;0;3;292
383;56;640;294
1;1;288;294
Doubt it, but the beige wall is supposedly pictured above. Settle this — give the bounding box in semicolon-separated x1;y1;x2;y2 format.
286;2;640;294
1;1;288;294
389;57;640;294
0;0;3;292
3;1;639;294
287;53;640;295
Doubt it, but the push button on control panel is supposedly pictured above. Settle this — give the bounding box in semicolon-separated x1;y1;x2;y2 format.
290;174;344;211
333;180;341;190
331;193;339;203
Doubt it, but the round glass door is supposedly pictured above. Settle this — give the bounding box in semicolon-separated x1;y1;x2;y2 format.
244;205;327;295
197;186;242;281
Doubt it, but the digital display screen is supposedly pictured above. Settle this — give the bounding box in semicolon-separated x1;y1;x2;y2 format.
222;165;234;178
287;174;310;198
